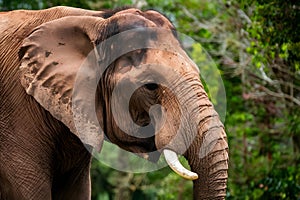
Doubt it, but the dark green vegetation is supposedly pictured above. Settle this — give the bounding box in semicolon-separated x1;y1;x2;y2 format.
1;0;299;199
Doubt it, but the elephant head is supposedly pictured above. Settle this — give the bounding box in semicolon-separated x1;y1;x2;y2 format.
19;8;228;199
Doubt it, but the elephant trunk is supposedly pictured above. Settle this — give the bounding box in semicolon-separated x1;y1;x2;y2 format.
157;73;228;199
186;113;228;199
186;122;228;199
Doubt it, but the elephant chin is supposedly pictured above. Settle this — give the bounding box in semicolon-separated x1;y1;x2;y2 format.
163;149;198;180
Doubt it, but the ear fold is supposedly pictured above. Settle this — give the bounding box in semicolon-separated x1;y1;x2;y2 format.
19;16;105;151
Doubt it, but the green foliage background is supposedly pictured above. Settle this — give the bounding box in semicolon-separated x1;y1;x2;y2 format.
1;0;299;199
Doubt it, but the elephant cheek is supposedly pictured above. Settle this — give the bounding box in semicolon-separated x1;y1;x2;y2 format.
152;101;185;152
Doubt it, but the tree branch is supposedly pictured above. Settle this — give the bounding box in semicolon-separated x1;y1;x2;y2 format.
260;86;300;106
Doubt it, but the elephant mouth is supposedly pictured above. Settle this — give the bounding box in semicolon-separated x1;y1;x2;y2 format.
108;113;198;179
137;150;161;162
139;149;198;180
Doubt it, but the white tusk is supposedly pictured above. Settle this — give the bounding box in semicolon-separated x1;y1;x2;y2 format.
163;149;198;180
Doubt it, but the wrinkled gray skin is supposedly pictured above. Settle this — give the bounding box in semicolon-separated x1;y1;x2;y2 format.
0;6;228;200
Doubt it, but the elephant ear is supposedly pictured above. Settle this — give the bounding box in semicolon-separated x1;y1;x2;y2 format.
19;16;104;151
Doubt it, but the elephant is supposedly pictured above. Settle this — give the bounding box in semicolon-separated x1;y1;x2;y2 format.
0;6;228;200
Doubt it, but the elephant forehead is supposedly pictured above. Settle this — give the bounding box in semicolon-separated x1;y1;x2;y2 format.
141;48;199;76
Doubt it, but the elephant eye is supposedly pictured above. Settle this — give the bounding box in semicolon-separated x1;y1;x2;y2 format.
145;83;158;91
116;57;133;73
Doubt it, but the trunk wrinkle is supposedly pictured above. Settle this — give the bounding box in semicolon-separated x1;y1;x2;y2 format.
185;115;228;200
